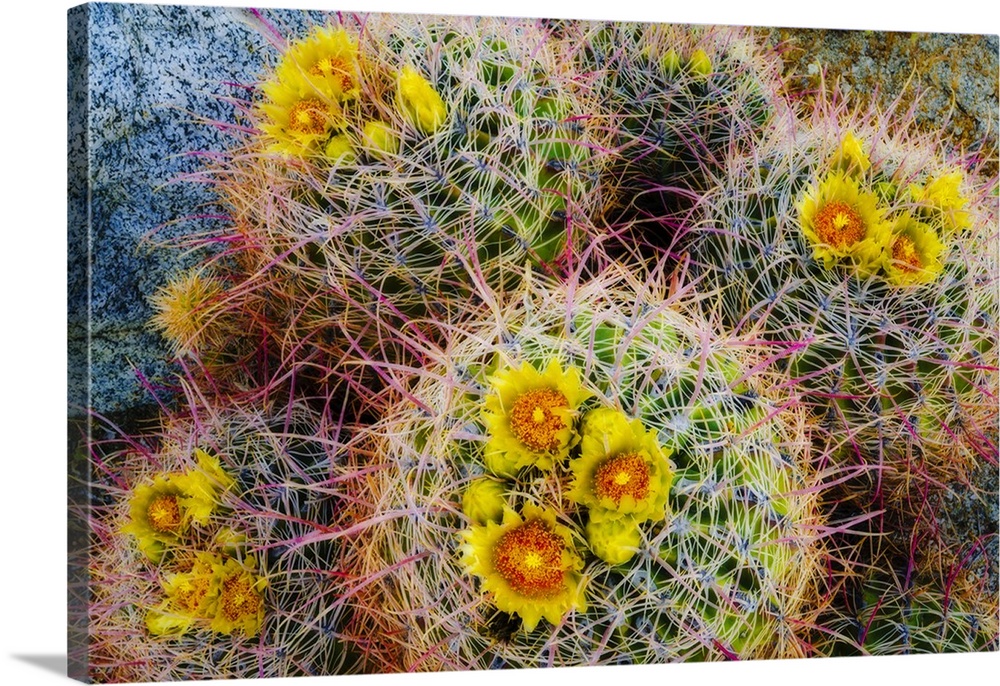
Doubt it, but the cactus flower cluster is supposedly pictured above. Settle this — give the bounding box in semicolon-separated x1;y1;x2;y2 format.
346;268;824;669
121;451;268;640
82;9;997;683
85;394;365;681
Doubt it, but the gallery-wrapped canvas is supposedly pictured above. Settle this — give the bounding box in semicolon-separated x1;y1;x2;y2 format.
68;2;999;682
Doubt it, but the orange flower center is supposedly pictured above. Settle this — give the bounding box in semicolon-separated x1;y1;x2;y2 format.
220;573;263;623
508;389;569;453
287;99;331;136
147;495;182;533
493;520;566;598
177;575;213;615
891;235;922;272
309;56;355;93
594;452;651;506
814;200;866;248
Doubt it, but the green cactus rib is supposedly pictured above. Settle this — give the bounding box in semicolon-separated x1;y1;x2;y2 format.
346;266;826;669
816;571;999;656
85;394;364;682
216;14;607;361
684;101;999;484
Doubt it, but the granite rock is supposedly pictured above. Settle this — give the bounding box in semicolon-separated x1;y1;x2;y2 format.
69;2;323;417
761;28;999;174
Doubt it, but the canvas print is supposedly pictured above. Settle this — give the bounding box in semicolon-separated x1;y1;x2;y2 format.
67;3;999;682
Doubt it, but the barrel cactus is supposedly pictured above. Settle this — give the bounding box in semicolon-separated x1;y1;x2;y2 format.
816;542;998;656
84;385;364;681
210;12;606;379
564;21;785;244
684;93;999;492
346;265;826;670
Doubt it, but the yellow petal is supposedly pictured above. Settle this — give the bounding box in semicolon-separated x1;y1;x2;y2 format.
397;65;448;135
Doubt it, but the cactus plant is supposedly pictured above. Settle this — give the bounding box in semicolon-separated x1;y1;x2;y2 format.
207;13;607;384
683;91;999;493
84;381;365;682
346;264;827;670
563;21;785;247
815;533;998;656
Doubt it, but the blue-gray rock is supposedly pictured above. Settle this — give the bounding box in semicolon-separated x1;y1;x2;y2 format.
68;2;326;418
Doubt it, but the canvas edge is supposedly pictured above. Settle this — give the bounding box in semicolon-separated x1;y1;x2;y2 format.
68;3;93;683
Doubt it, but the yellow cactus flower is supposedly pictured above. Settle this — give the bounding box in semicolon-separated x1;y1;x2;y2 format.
164;553;221;616
209;558;267;637
568;408;672;524
883;214;945;287
909;169;972;233
148;269;222;355
688;49;712;77
122;474;192;563
462;478;507;525
122;451;233;562
172;449;234;526
461;504;587;632
272;26;360;102
214;527;248;556
259;85;345;158
145;610;197;636
362;120;399;156
481;360;591;476
397;65;448;135
586;518;642;565
798;171;890;275
146;552;223;636
829;132;871;176
660;48;681;77
324;133;356;163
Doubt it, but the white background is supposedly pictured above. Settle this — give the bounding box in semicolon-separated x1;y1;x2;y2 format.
1;0;997;684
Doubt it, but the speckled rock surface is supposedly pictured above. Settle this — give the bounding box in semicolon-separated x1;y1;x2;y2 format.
935;462;1000;596
68;2;325;418
760;28;999;174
